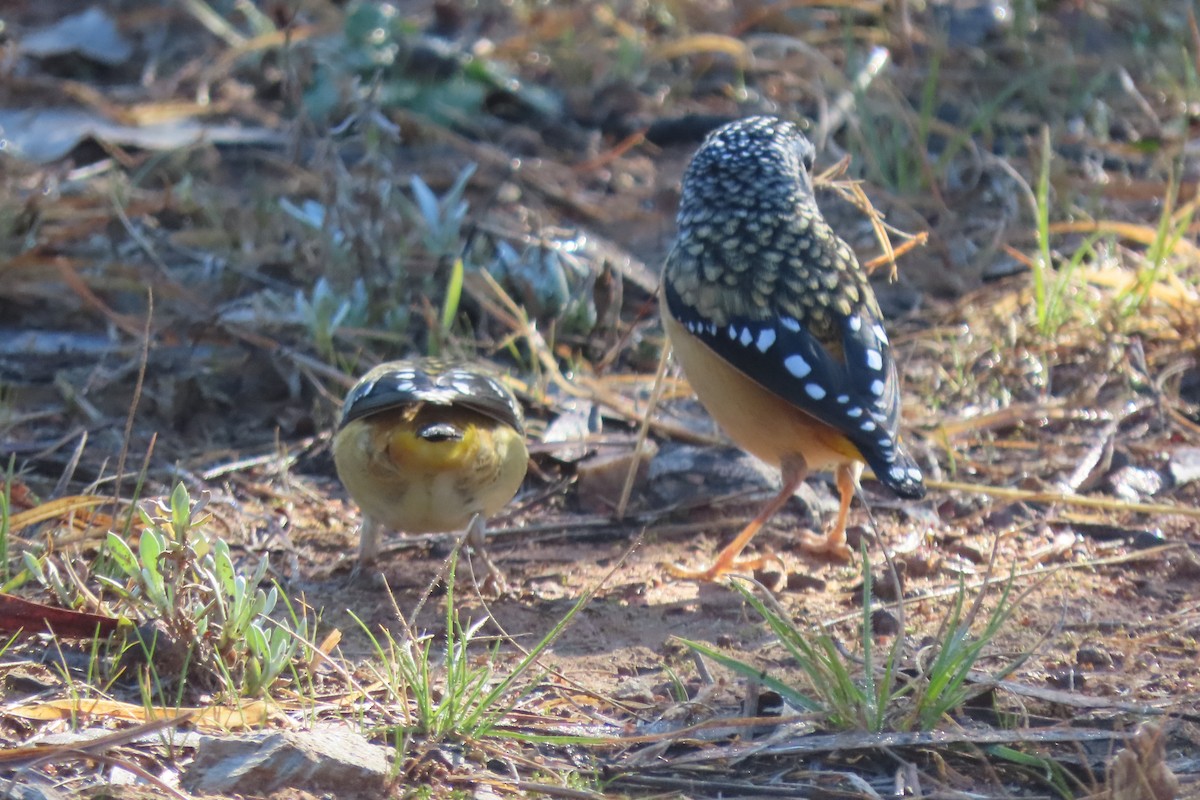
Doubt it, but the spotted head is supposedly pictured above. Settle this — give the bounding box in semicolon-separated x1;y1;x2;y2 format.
339;359;524;435
677;116;817;228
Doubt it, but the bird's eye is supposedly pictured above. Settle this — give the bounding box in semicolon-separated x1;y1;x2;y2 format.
797;143;815;173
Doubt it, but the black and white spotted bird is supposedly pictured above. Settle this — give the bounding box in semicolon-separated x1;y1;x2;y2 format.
333;359;528;567
660;115;925;580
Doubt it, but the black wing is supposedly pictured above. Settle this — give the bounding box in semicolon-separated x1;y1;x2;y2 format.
664;280;923;498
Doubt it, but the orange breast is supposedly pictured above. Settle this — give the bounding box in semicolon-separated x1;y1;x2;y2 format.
663;305;864;472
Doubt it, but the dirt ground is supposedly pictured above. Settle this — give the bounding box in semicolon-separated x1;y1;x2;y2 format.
281;439;1200;706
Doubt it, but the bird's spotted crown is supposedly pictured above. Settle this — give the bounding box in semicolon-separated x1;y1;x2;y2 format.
677;116;816;223
340;360;524;435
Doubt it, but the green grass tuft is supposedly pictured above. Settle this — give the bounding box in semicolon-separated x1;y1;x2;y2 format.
681;549;1029;734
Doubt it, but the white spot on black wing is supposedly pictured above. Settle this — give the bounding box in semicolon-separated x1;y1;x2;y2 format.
784;354;812;378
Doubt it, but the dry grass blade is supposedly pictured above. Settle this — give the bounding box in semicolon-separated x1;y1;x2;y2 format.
927;478;1200;519
0;711;196;769
5;694;275;731
654;34;751;66
7;496;111;534
660;725;1128;765
616;342;671;520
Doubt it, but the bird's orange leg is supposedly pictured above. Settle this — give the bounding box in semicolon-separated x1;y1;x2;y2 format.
798;462;856;560
667;456;807;581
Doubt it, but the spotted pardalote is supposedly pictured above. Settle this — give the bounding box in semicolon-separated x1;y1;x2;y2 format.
660;115;925;579
333;359;528;564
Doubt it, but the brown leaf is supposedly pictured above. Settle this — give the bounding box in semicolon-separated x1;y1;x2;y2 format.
1106;723;1180;800
0;592;121;638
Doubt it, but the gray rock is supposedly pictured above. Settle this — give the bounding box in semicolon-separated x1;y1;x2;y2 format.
648;442;835;517
1168;447;1200;487
182;725;392;798
1105;464;1165;501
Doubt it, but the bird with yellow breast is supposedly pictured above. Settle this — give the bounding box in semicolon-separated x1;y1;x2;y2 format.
333;359;528;575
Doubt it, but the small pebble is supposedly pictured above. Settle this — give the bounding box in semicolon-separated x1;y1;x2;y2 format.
871;609;900;636
1076;646;1115;669
1046;667;1086;690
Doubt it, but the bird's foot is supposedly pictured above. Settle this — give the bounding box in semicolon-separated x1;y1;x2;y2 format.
345;556;390;589
797;529;852;561
665;550;787;583
463;515;511;598
469;554;510;598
